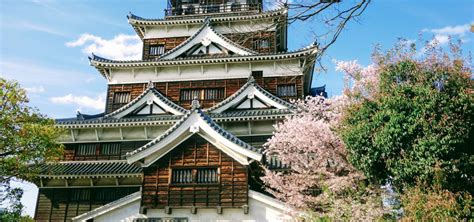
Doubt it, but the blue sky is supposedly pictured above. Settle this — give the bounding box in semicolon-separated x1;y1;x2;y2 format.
0;0;472;217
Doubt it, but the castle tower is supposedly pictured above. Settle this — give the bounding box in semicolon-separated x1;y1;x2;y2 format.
34;1;321;221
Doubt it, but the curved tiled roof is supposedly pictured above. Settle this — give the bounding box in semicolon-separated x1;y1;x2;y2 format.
205;76;295;113
39;160;142;179
126;103;262;160
89;44;318;70
158;18;256;59
103;85;186;119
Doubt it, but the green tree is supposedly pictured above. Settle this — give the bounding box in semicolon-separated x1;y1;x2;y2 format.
338;41;474;193
0;78;63;220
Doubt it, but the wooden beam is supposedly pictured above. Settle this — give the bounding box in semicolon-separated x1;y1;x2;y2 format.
95;129;100;141
119;128;124;140
70;130;76;142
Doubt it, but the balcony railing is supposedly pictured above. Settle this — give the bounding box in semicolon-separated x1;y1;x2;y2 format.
165;3;262;17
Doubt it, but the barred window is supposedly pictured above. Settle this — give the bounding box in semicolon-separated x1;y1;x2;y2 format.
150;45;165;55
113;92;131;104
76;144;96;156
253;39;271;51
196;168;218;184
171;168;218;184
204;88;225;100
251;70;263;79
100;143;121;155
180;88;224;101
277;84;297;97
172;169;193;184
180;89;200;101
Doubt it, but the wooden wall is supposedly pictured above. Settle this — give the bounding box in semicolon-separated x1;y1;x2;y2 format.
106;76;303;113
63;141;149;161
143;37;188;60
141;30;279;60
34;187;139;222
142;136;248;209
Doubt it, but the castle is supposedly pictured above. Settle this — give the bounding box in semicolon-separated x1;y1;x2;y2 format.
34;1;323;221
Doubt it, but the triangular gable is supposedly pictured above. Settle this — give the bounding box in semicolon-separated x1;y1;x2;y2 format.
159;19;256;60
126;100;262;167
105;82;186;119
206;76;295;114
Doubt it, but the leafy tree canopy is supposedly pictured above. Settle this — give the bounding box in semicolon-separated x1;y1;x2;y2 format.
339;40;474;193
0;78;63;220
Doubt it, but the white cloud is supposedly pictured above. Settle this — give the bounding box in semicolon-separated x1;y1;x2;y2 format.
50;94;105;111
24;86;45;94
429;24;471;37
424;23;472;46
66;33;142;60
264;0;291;10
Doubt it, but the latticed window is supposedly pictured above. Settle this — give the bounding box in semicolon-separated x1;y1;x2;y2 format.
277;84;297;97
180;88;224;101
253;39;271;51
76;144;96;156
171;168;219;184
150;45;165;55
172;169;193;184
100;143;121;155
196;168;218;183
113;92;131;104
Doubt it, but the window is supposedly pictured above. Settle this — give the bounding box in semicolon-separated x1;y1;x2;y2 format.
100;143;121;155
277;84;297;97
113;92;131;104
172;169;193;184
149;45;165;55
180;88;224;101
251;70;263;79
196;168;218;183
76;144;96;156
253;39;271;51
171;168;218;184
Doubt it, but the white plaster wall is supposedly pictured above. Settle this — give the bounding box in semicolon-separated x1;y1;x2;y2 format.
95;197;293;222
108;59;303;85
144;20;275;39
95;200;145;222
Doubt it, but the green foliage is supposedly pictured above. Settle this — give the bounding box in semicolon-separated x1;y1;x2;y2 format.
400;183;472;220
340;42;474;193
0;78;63;219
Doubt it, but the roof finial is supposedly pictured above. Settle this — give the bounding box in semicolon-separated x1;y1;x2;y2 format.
147;81;154;89
191;97;201;110
248;75;255;83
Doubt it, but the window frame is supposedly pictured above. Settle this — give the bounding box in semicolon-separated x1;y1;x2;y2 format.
276;84;297;97
179;88;225;102
113;91;131;105
149;44;166;56
170;167;220;186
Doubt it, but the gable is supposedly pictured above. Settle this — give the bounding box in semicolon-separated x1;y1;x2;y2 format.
126;107;262;167
105;84;186;119
206;77;295;114
159;20;255;60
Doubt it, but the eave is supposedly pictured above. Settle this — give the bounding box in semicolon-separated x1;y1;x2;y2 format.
127;7;288;39
89;45;318;80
